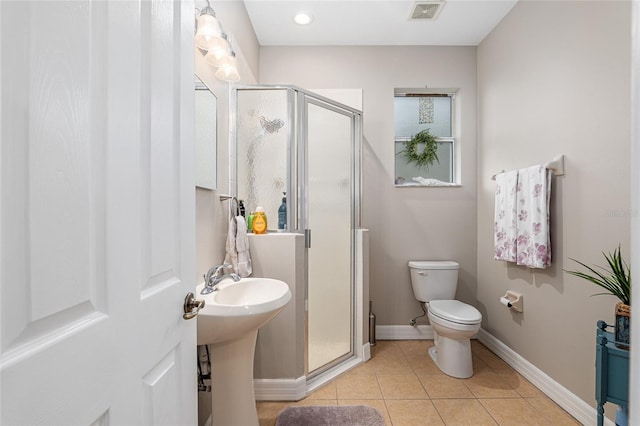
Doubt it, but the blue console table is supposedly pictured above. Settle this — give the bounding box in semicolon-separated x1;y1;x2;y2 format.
596;320;629;426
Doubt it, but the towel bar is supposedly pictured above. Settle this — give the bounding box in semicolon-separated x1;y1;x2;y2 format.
219;194;239;216
491;154;565;180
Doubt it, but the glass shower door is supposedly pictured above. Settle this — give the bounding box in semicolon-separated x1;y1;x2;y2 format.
304;96;355;375
235;88;290;218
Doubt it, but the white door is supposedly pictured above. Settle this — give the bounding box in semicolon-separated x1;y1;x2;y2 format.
0;0;197;424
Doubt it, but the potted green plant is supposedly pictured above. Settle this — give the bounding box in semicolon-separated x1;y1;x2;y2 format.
399;129;439;170
565;245;631;347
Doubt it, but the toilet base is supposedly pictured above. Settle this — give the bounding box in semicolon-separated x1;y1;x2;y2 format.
429;332;473;378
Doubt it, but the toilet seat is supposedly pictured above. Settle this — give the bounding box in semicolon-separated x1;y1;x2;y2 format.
428;300;482;325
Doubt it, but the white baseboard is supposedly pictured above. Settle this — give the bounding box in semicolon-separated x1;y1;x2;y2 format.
477;329;614;426
375;325;434;340
255;342;371;401
362;342;371;362
254;376;306;401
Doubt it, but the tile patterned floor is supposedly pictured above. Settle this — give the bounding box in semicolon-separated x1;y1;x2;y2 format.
256;340;581;425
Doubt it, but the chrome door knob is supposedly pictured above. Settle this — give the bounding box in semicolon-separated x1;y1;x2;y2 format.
183;292;205;320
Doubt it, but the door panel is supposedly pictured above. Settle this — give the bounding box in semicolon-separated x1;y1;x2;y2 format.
306;99;354;374
142;349;182;425
1;0;108;362
1;0;196;424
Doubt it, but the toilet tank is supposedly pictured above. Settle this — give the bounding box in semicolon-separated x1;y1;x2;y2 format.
408;261;459;302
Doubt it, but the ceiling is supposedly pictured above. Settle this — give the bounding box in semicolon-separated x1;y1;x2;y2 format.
242;0;519;46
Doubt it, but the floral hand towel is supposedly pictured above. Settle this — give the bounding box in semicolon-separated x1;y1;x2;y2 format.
515;165;552;268
494;170;518;262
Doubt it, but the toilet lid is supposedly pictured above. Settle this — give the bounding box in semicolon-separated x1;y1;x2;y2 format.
429;300;482;325
408;260;459;270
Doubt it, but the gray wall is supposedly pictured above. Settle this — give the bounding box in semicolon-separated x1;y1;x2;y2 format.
259;46;478;326
477;0;631;408
194;1;259;284
193;4;260;425
251;234;306;380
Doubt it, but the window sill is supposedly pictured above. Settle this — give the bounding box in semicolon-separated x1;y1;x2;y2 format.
395;183;461;188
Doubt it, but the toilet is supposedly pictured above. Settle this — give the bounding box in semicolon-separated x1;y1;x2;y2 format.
408;261;482;378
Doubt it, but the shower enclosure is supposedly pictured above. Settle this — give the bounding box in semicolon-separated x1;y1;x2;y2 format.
231;86;363;380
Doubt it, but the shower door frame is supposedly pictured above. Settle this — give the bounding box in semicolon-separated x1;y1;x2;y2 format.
297;90;363;379
230;85;363;382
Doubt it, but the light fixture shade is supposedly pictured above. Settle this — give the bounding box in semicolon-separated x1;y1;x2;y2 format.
215;67;241;82
204;35;230;67
195;12;222;50
215;54;240;82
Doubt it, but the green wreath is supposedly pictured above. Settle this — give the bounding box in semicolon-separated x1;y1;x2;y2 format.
399;129;439;170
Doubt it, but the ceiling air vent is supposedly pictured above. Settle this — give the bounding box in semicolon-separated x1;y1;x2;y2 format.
409;2;445;20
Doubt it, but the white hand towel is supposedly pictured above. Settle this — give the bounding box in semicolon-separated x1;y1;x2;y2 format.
494;170;518;263
235;216;252;277
412;177;456;186
223;217;239;273
515;165;552;268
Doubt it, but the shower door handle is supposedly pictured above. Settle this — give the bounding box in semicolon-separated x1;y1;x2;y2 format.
305;229;311;248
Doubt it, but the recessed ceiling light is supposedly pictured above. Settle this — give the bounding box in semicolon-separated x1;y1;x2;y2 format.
293;13;313;25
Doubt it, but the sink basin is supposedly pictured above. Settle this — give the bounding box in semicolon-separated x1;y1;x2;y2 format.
196;277;292;345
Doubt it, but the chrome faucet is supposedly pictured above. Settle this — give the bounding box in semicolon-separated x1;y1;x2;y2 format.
201;263;241;294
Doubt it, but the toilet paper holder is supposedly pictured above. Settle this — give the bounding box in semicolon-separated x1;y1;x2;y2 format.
500;291;523;313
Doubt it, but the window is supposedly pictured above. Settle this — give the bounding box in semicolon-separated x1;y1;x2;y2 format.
394;90;457;186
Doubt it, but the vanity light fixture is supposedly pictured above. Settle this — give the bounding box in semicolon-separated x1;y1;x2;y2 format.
293;12;313;25
195;4;222;50
214;51;241;82
195;1;241;82
204;32;231;67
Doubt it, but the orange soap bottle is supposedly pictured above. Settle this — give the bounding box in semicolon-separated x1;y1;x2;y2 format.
252;206;267;234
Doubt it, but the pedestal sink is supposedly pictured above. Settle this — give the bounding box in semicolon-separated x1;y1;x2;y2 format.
196;277;291;426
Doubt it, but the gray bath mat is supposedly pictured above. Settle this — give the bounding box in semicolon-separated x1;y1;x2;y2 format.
276;405;385;426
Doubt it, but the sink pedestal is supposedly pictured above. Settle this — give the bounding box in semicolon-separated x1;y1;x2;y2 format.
196;278;292;425
210;330;259;426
